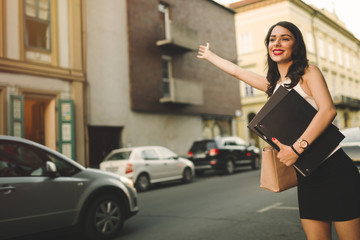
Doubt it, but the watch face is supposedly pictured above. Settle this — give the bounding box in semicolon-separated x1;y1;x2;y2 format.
299;139;309;149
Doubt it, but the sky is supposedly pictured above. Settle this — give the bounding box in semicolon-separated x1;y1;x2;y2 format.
214;0;360;39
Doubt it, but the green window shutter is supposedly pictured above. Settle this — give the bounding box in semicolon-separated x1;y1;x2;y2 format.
58;99;76;160
9;95;24;137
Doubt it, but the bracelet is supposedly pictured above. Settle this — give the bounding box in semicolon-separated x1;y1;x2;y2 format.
291;145;301;156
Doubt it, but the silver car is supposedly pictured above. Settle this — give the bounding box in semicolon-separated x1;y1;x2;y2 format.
341;127;360;168
100;146;195;192
0;135;138;240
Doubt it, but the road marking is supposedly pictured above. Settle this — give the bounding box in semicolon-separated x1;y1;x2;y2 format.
277;206;298;210
257;202;298;213
257;202;283;213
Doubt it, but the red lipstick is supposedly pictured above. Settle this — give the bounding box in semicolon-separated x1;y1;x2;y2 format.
273;49;284;56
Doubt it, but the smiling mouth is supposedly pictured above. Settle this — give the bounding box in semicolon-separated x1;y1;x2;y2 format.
273;50;284;56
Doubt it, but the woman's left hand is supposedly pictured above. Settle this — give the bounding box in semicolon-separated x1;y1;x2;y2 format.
272;138;299;166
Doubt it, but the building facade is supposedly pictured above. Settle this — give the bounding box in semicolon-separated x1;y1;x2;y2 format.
229;0;360;149
0;0;87;165
86;0;241;167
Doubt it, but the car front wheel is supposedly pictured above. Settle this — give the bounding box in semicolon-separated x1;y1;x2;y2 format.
135;173;150;191
224;159;235;174
182;168;193;183
84;194;124;240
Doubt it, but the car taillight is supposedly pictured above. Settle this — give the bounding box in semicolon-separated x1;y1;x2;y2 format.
246;152;252;157
125;163;133;174
188;151;194;157
209;148;219;156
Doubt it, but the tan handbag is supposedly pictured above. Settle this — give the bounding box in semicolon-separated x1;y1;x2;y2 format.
260;146;297;192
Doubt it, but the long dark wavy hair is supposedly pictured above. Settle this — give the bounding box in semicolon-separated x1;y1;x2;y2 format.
264;21;309;97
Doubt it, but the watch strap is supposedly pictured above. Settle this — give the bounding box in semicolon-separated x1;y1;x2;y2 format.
291;145;301;156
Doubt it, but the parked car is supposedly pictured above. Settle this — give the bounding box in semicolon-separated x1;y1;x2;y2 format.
340;127;360;168
187;136;261;176
0;135;138;240
100;146;195;192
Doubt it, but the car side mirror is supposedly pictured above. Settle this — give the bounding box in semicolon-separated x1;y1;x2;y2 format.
46;161;58;177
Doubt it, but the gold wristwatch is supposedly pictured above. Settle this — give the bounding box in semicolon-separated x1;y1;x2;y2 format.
298;138;309;150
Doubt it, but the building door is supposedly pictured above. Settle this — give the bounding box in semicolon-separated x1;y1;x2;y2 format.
23;94;56;150
88;126;123;168
202;118;232;139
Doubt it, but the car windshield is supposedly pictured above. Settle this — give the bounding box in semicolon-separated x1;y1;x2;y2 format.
105;151;132;161
190;141;217;152
341;128;360;143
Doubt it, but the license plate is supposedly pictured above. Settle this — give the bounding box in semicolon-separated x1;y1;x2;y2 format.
194;153;206;158
106;167;118;173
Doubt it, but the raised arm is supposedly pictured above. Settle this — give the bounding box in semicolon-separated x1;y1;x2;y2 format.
197;43;268;92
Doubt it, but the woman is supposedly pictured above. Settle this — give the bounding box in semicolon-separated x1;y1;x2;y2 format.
197;21;360;240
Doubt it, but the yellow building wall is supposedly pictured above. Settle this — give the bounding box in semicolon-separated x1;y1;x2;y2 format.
0;0;87;165
232;0;360;149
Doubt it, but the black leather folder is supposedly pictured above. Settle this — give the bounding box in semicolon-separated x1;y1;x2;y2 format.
248;85;344;177
248;85;289;140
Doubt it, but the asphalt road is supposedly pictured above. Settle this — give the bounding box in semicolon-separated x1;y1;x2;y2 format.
115;168;339;240
36;167;338;240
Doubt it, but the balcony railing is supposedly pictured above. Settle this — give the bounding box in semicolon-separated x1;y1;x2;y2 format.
333;95;360;110
156;21;198;53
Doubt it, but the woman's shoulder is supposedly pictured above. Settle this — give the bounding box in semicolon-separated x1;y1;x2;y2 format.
305;64;321;74
303;64;324;82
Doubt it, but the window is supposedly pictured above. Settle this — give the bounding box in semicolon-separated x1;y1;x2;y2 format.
0;140;80;177
46;152;79;177
348;79;353;97
245;83;254;96
318;38;325;59
306;32;314;53
328;43;334;62
161;56;172;98
0;141;44;177
345;52;350;69
106;151;132;161
223;141;236;146
331;75;336;97
238;32;253;54
353;56;358;73
24;0;51;51
142;149;159;160
337;48;343;66
158;3;170;40
157;148;176;160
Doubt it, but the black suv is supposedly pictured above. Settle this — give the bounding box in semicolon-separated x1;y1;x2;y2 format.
187;136;260;176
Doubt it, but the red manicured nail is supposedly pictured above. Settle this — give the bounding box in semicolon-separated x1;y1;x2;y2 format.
272;137;276;141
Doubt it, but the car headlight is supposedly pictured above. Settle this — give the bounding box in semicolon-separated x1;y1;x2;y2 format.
119;175;134;188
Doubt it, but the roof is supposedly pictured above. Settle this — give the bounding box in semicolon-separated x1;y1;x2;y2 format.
229;0;264;8
209;0;236;13
228;0;360;42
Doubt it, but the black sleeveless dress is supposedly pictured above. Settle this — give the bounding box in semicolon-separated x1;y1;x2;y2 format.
274;82;360;221
297;148;360;221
